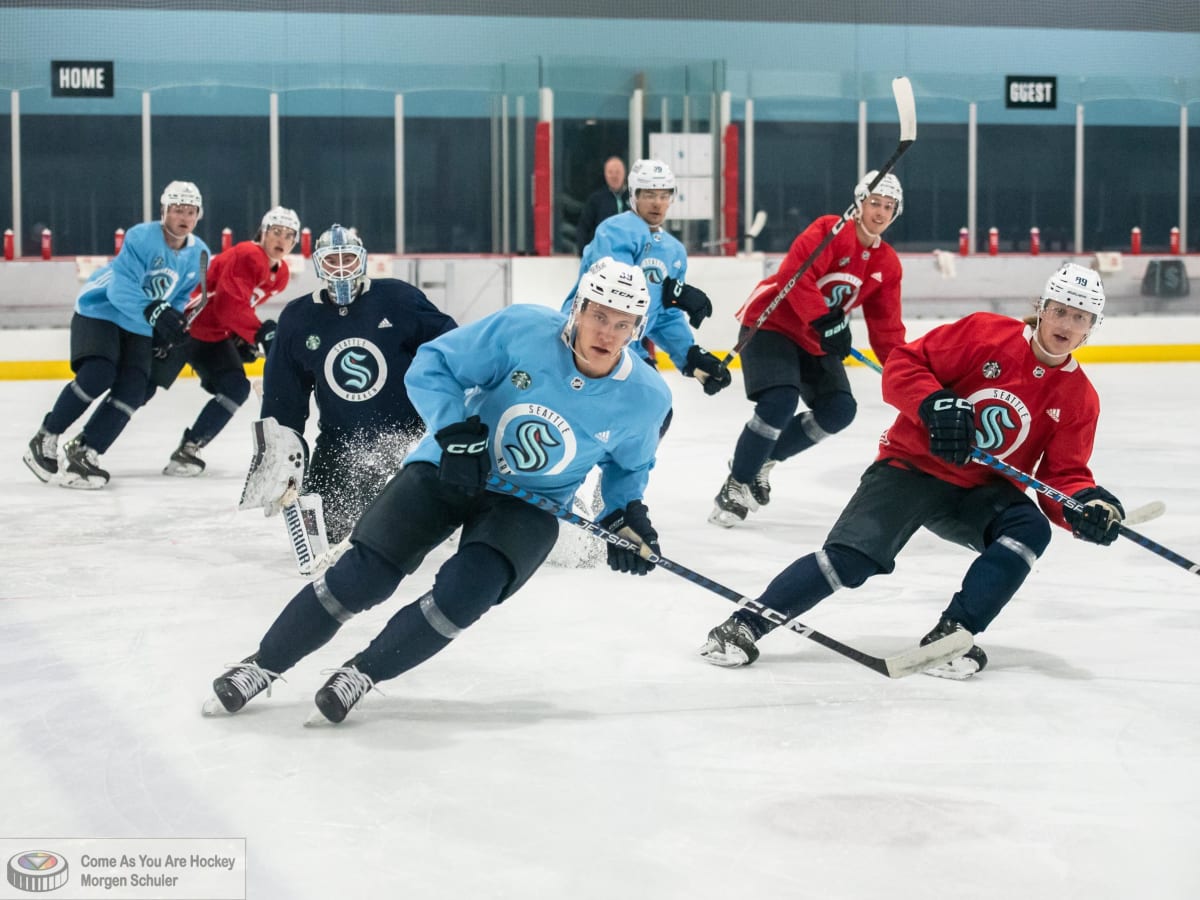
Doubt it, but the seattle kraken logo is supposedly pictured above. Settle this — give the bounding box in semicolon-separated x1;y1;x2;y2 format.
323;337;388;402
965;388;1032;457
826;283;855;309
142;268;180;302
815;272;864;311
974;404;1018;450
505;421;562;472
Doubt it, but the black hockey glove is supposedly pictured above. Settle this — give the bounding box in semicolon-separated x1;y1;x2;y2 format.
233;336;258;364
434;415;490;496
598;500;660;576
918;389;976;467
662;277;713;328
144;300;187;348
255;319;277;358
1063;486;1125;546
810;308;852;359
683;345;732;396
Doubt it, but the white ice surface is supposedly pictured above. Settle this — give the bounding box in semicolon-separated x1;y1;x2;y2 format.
3;363;1199;900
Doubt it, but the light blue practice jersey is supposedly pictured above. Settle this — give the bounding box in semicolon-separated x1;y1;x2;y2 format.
406;304;672;516
75;221;210;336
562;211;695;369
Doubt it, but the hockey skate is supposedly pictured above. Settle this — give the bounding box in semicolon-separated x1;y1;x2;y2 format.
23;427;59;482
750;459;778;508
699;615;762;667
920;617;988;680
203;656;280;715
164;430;206;477
59;435;109;489
310;662;375;725
708;474;757;528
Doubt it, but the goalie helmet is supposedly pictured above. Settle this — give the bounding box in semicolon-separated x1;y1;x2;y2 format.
160;180;203;220
853;170;903;220
1040;262;1105;326
312;224;367;306
564;256;651;346
260;206;300;236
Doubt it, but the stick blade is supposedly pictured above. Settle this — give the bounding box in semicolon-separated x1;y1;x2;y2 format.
747;210;767;239
883;629;973;678
892;76;917;142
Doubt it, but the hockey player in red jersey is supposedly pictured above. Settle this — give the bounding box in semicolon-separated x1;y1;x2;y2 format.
701;263;1124;679
711;171;907;527
149;206;300;476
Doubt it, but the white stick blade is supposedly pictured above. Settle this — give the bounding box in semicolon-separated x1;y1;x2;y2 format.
892;76;917;142
1124;501;1166;526
747;210;767;238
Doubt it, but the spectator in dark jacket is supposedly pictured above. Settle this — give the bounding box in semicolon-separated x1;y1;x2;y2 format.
576;156;629;253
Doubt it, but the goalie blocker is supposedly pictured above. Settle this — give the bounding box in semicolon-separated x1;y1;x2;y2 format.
240;417;329;574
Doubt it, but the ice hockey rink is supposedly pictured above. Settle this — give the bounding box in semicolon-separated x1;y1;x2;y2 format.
2;360;1198;900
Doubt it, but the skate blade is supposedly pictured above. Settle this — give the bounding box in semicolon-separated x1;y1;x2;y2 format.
200;695;233;717
303;709;340;728
698;641;750;668
163;462;204;477
707;506;745;529
58;474;106;490
921;656;982;681
22;453;56;483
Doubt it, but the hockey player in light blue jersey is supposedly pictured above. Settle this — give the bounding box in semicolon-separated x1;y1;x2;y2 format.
205;257;673;724
564;158;731;398
23;180;211;488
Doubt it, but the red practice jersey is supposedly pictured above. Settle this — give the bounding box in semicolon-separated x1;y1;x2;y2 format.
189;241;290;344
738;214;906;363
878;312;1102;530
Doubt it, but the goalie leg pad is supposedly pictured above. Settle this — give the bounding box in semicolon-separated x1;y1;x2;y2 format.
239;417;308;516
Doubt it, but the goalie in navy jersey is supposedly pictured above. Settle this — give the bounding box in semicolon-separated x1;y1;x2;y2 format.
146;205;301;477
700;263;1124;680
205;257;672;724
243;224;457;545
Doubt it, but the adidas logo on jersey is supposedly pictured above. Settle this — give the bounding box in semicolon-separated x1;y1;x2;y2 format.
1046;408;1061;422
593;430;611;443
871;272;882;282
378;318;393;328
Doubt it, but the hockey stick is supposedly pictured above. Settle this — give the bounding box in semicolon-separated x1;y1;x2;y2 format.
971;449;1199;576
848;347;1166;528
486;474;973;677
700;210;768;249
716;77;916;376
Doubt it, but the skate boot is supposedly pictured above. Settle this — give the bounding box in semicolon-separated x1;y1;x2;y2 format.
59;435;109;489
700;614;763;668
750;459;778;508
23;427;59;482
708;474;756;528
164;430;206;477
312;661;375;724
921;616;988;680
204;655;280;715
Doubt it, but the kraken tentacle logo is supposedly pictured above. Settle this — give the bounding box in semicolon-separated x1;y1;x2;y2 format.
505;420;562;471
495;403;578;477
815;272;864;311
965;388;1032;457
323;337;388;402
142;268;180;302
640;257;669;286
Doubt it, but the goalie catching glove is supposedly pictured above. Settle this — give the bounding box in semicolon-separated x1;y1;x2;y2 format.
1063;486;1124;546
662;277;713;328
598;500;659;575
238;417;309;516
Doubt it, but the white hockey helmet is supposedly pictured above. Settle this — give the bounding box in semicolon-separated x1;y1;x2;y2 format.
853;170;903;220
260;206;300;236
1040;262;1105;326
312;224;367;306
565;256;651;346
628;158;676;194
160;180;203;220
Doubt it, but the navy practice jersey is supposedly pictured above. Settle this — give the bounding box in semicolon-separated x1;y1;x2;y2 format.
406;304;673;516
261;278;457;439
